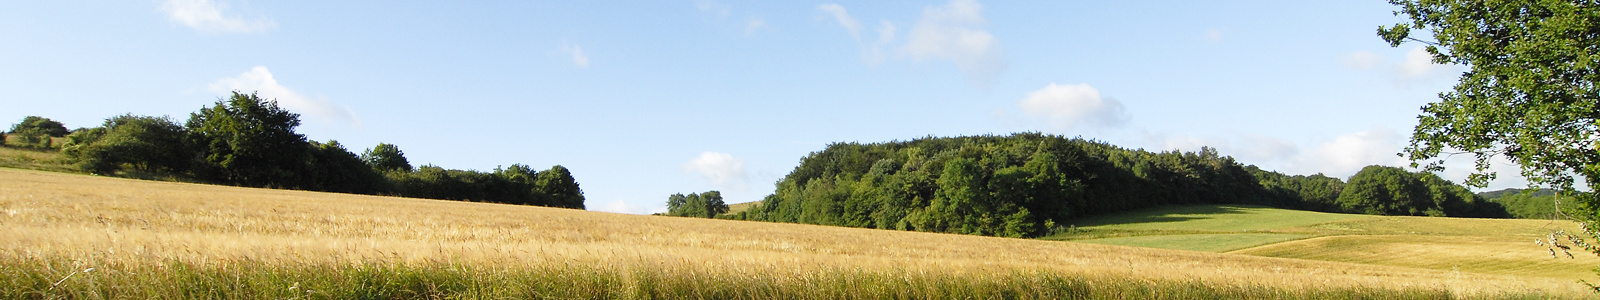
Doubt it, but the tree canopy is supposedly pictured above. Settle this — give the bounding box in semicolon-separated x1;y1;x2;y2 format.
733;134;1505;238
363;143;413;172
187;91;310;187
21;91;588;210
1379;0;1599;206
667;191;727;218
9;116;69;137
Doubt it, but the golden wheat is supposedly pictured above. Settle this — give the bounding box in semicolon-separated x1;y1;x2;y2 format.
0;168;1589;297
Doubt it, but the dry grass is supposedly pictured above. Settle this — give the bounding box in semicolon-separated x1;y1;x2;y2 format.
1235;216;1600;280
0;168;1591;298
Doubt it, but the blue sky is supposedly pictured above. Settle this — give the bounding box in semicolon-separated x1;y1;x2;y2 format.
1;1;1527;213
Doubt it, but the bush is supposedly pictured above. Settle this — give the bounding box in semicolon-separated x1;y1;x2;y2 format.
65;115;192;175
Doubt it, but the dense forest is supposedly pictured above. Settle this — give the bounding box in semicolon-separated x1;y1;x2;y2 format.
1480;188;1566;219
3;92;585;209
724;133;1508;238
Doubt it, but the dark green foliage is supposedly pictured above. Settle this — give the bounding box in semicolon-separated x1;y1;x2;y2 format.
746;133;1507;238
1337;165;1507;217
387;164;585;209
534;165;586;209
6;116;68;149
23;90;588;210
362;143;413;172
62;114;193;175
304;140;388;194
1381;0;1597;213
1482;188;1565;219
186;91;311;187
667;191;727;218
9;116;69;137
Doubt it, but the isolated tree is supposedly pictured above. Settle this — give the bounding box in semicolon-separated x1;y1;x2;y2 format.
667;191;727;218
534;165;585;209
8;116;68;148
361;143;413;172
187;91;310;187
10;116;69;137
1380;1;1598;208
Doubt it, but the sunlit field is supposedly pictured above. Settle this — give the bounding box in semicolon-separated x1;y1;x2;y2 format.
1048;205;1600;281
1;168;1589;298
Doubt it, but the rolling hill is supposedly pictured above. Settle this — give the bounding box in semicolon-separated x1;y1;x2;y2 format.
1047;204;1598;280
0;168;1590;298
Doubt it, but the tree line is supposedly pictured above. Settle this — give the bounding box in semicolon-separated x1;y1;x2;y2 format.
4;91;584;209
720;133;1506;237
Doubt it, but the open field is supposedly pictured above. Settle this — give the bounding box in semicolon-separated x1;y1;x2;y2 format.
1046;204;1600;281
1;168;1592;298
725;201;758;215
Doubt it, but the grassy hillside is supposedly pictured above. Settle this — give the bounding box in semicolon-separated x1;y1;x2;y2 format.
1045;204;1598;281
0;168;1588;298
0;145;72;173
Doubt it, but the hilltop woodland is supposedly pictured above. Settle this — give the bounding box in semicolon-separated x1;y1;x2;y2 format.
2;91;585;209
725;134;1510;238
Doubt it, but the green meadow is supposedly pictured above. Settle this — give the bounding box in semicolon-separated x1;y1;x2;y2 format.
1045;204;1600;281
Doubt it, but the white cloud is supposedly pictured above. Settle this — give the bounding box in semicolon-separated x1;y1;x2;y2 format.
1341;47;1459;85
1294;129;1408;177
208;66;359;126
593;199;666;215
561;43;590;68
684;152;750;190
819;4;898;65
1018;83;1128;131
1144;128;1406;179
1203;27;1223;43
819;4;862;40
1398;46;1444;78
903;0;1005;86
161;0;275;34
1339;51;1382;70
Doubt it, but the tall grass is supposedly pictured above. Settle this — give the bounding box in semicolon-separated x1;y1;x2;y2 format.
3;255;1543;300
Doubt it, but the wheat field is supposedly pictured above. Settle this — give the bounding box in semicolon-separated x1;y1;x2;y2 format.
0;168;1591;298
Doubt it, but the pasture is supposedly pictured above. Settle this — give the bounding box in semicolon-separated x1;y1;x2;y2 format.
0;168;1590;298
1048;204;1600;281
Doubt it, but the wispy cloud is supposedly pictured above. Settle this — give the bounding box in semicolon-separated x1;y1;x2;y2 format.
161;0;275;34
819;4;862;40
208;66;359;126
1339;51;1382;70
822;0;1005;86
684;152;750;191
561;43;590;68
903;0;1006;86
818;4;898;65
694;0;732;18
1339;46;1459;85
1203;27;1224;43
745;18;769;35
